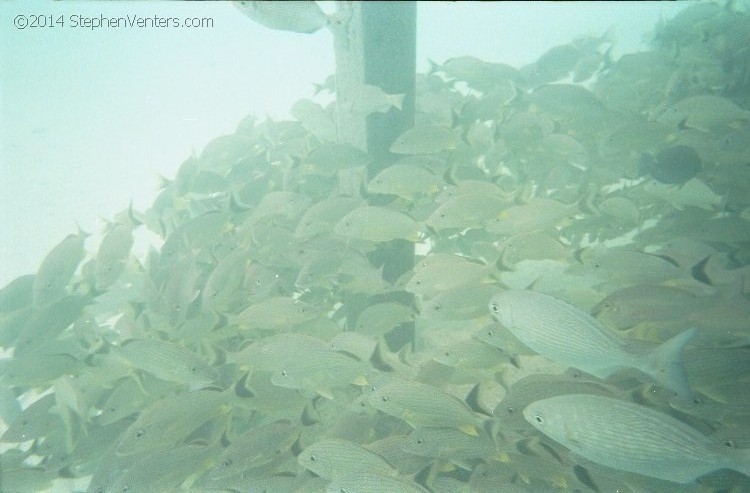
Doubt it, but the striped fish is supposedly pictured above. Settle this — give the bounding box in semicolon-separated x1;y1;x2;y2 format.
489;290;696;399
524;393;750;483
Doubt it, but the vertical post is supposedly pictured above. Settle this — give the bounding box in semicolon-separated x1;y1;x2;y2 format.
361;1;416;174
332;2;417;348
332;2;367;151
332;1;416;162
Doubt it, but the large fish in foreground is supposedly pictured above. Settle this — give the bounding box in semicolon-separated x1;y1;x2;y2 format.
488;290;696;399
524;393;750;483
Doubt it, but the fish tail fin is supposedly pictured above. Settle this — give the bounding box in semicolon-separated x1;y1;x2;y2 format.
74;221;91;239
156;174;172;190
127;199;144;227
643;327;697;400
427;59;441;75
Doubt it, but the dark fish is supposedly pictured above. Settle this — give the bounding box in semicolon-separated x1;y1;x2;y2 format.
639;145;702;185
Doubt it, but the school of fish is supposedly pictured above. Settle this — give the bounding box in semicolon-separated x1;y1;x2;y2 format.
1;2;750;492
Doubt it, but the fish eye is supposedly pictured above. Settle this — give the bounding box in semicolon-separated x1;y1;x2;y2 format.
190;366;198;374
724;439;735;448
416;438;423;444
309;454;317;462
281;370;287;377
506;407;514;415
135;429;144;439
490;303;498;313
381;396;389;402
534;415;544;424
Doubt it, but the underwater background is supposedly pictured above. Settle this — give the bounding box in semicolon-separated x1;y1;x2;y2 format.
1;0;692;286
1;1;750;492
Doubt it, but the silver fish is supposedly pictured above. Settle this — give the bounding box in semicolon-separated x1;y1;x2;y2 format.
525;393;750;483
298;438;398;481
234;1;329;34
489;290;696;399
116;389;230;456
117;338;217;386
94;221;134;292
33;229;87;305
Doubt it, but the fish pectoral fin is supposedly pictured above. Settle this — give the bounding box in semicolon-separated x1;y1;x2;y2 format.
563;422;581;447
316;387;335;400
351;375;368;386
459;424;479;436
